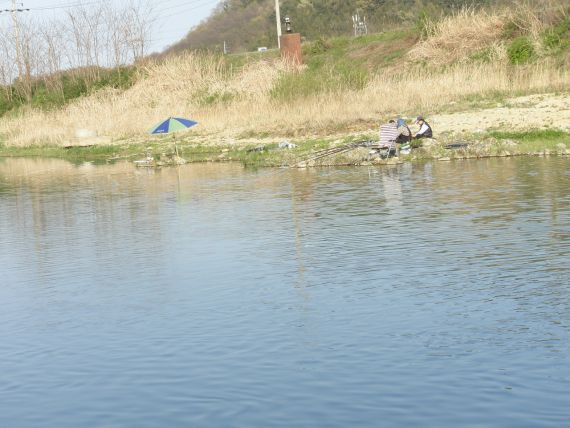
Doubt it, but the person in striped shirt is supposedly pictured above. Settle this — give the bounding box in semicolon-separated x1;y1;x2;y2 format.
379;120;400;146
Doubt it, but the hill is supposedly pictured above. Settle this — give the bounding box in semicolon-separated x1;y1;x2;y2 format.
166;0;505;54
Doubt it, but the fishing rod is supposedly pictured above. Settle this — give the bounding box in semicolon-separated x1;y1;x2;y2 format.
291;139;374;167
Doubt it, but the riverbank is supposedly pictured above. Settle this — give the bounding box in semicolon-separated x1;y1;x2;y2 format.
1;127;568;168
2;87;570;168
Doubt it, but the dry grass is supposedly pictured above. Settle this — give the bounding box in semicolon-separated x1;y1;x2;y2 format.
408;2;566;65
0;53;289;146
510;0;568;39
1;56;569;147
255;61;570;134
409;8;511;65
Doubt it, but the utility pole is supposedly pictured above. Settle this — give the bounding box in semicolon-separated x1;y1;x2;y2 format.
275;0;282;49
6;1;29;89
11;1;23;80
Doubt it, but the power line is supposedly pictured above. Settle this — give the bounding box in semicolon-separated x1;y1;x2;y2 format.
0;0;29;13
1;0;221;55
152;0;218;22
29;0;206;13
0;8;29;12
32;0;112;11
2;0;216;21
156;0;212;13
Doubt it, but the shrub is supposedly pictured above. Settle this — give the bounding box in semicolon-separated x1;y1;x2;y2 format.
196;90;236;106
307;37;331;55
91;67;137;91
502;21;520;39
543;17;570;51
416;10;432;38
507;37;534;64
470;47;493;63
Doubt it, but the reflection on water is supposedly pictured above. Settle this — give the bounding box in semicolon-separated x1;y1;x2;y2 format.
0;156;569;427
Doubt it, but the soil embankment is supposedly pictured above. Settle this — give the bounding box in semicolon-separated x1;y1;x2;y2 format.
432;94;570;134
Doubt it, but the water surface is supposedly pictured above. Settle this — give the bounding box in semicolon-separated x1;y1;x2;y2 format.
1;157;569;427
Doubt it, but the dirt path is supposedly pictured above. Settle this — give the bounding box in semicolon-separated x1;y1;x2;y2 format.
431;93;570;134
316;93;570;146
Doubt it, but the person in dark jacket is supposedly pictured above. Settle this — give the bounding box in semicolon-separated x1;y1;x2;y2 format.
414;116;433;139
396;118;412;144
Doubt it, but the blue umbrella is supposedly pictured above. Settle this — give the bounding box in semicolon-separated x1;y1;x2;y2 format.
148;117;198;134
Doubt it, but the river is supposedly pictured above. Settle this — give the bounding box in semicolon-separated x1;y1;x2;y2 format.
1;157;569;427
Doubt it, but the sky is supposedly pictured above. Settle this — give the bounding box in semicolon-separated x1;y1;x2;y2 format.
0;0;222;53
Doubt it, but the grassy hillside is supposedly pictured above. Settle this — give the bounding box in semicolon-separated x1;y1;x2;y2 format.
166;0;502;54
1;4;570;148
0;67;138;118
1;1;566;119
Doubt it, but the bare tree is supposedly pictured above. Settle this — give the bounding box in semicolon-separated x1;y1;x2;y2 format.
39;19;67;96
123;0;154;63
0;26;16;102
0;0;154;109
18;20;34;100
104;3;130;69
66;4;106;85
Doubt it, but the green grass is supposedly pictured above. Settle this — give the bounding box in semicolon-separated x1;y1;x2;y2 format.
0;66;138;117
269;28;416;101
158;135;373;167
543;17;570;54
487;129;570;152
507;37;535;64
0;138;342;168
303;28;413;62
488;129;569;141
194;89;237;106
178;138;344;167
0;144;131;165
469;47;495;63
205;31;414;102
2;128;567;168
270;64;368;100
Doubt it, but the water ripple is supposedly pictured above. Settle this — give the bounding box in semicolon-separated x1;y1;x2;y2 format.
0;157;569;427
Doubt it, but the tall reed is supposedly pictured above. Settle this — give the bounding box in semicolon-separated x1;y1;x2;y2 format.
409;8;511;65
1;56;569;147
